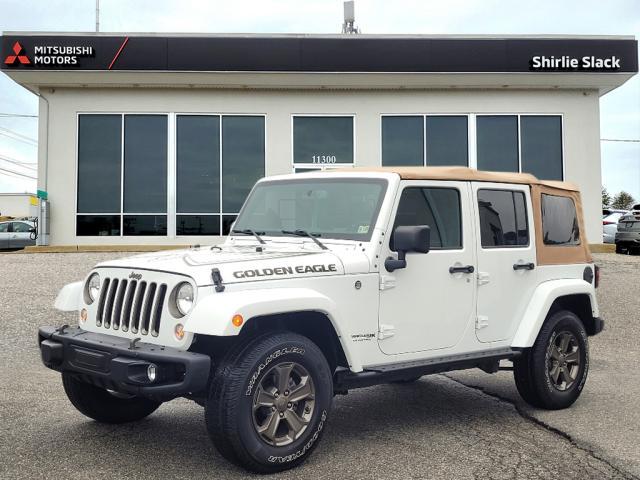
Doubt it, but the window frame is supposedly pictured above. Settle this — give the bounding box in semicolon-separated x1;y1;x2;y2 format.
75;112;266;238
390;185;464;251
477;187;530;249
291;114;356;173
379;113;564;180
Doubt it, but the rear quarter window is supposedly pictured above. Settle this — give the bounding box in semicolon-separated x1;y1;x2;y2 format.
541;194;580;245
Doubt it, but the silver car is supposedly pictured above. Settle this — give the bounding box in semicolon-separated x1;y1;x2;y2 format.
0;220;36;250
603;210;629;243
615;211;640;254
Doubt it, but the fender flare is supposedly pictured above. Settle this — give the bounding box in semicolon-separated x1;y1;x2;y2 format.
184;287;362;371
54;281;83;311
511;279;598;348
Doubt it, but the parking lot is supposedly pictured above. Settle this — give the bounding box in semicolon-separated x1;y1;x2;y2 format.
1;251;638;479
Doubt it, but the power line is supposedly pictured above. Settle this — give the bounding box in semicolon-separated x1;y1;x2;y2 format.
0;113;38;118
0;126;37;146
0;154;37;171
601;138;640;143
0;166;37;180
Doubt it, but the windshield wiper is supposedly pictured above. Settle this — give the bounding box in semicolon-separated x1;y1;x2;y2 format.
281;230;328;250
231;228;266;244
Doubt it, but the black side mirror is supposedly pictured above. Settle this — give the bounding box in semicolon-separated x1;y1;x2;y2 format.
385;225;431;272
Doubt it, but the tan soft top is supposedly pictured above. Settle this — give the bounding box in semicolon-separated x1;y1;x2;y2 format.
332;166;591;266
333;166;580;192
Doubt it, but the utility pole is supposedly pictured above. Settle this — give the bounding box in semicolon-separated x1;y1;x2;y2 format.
342;1;360;34
96;0;100;32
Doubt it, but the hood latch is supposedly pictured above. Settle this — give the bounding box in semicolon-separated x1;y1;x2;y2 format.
211;268;225;293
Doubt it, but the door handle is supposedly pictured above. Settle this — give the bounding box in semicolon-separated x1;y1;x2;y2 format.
513;262;535;271
449;265;475;274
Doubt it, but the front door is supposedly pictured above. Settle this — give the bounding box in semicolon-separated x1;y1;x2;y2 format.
472;183;538;343
378;181;476;355
9;222;34;249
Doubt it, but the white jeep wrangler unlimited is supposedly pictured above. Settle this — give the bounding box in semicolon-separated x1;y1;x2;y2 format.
39;167;603;473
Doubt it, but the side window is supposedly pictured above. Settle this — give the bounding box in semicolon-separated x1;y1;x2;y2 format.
478;189;529;247
0;223;8;233
391;187;462;250
12;222;32;233
542;194;580;245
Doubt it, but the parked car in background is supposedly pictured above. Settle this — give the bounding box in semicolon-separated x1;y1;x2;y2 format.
0;220;36;249
615;211;640;254
603;210;629;243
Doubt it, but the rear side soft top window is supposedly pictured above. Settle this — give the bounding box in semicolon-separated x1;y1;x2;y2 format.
541;194;580;246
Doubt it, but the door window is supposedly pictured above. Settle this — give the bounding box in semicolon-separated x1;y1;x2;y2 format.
12;222;32;233
477;189;529;247
0;223;8;233
391;187;462;250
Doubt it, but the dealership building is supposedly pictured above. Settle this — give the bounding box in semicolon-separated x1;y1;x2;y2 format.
1;32;637;246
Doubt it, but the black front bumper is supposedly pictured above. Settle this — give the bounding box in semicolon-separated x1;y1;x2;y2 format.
38;326;211;401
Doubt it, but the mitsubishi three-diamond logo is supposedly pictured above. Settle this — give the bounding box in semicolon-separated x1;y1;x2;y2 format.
4;41;30;65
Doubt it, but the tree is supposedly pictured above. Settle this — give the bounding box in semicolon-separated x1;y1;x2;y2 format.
611;191;636;210
602;187;612;207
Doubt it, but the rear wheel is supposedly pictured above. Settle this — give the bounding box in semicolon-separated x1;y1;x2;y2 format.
615;243;625;254
205;332;333;473
62;373;162;423
513;310;589;410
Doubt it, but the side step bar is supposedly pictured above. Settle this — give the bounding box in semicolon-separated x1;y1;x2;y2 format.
334;348;521;392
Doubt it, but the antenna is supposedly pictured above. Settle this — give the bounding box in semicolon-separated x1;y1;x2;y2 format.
95;0;100;32
342;1;360;34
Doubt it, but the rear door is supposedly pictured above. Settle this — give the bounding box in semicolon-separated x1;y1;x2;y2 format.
8;222;34;249
473;183;538;343
0;222;9;249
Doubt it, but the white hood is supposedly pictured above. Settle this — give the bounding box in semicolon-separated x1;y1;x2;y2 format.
96;241;371;286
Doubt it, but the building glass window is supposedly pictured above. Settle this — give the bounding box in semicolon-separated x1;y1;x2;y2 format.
382;116;423;166
425;116;468;166
175;114;265;235
478;189;529;247
476;116;519;173
391;187;462;250
293;116;354;172
77;114;121;217
382;115;468;167
123;115;168;235
521;115;563;181
541;194;580;245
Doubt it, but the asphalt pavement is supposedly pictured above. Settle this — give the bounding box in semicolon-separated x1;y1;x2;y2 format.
0;251;637;480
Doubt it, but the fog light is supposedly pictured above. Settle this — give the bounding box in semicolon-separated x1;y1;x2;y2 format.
175;323;185;340
80;308;88;323
147;364;157;382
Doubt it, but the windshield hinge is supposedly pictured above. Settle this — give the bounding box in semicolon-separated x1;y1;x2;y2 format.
379;274;396;291
211;268;225;293
378;324;396;340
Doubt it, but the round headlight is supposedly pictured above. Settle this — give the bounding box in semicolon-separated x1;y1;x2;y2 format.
175;282;194;316
86;273;101;304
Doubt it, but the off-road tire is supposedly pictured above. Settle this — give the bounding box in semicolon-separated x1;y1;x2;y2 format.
615;243;625;254
62;373;162;423
205;332;333;473
513;310;589;410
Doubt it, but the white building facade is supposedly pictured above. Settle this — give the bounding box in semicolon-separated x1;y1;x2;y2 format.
1;33;637;245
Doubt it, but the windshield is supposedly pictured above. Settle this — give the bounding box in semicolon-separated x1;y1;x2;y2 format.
233;178;388;241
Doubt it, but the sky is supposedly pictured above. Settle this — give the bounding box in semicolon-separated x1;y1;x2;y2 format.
0;0;638;199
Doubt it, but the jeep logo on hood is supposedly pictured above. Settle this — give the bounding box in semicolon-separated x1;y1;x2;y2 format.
129;272;142;280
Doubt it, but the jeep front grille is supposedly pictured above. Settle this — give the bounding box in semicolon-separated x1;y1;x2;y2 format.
96;277;168;337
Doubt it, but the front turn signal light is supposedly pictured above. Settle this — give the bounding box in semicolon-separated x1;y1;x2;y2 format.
80;308;88;323
232;314;244;327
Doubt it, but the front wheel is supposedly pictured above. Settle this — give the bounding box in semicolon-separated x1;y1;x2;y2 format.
205;332;333;473
513;310;589;410
62;373;162;423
